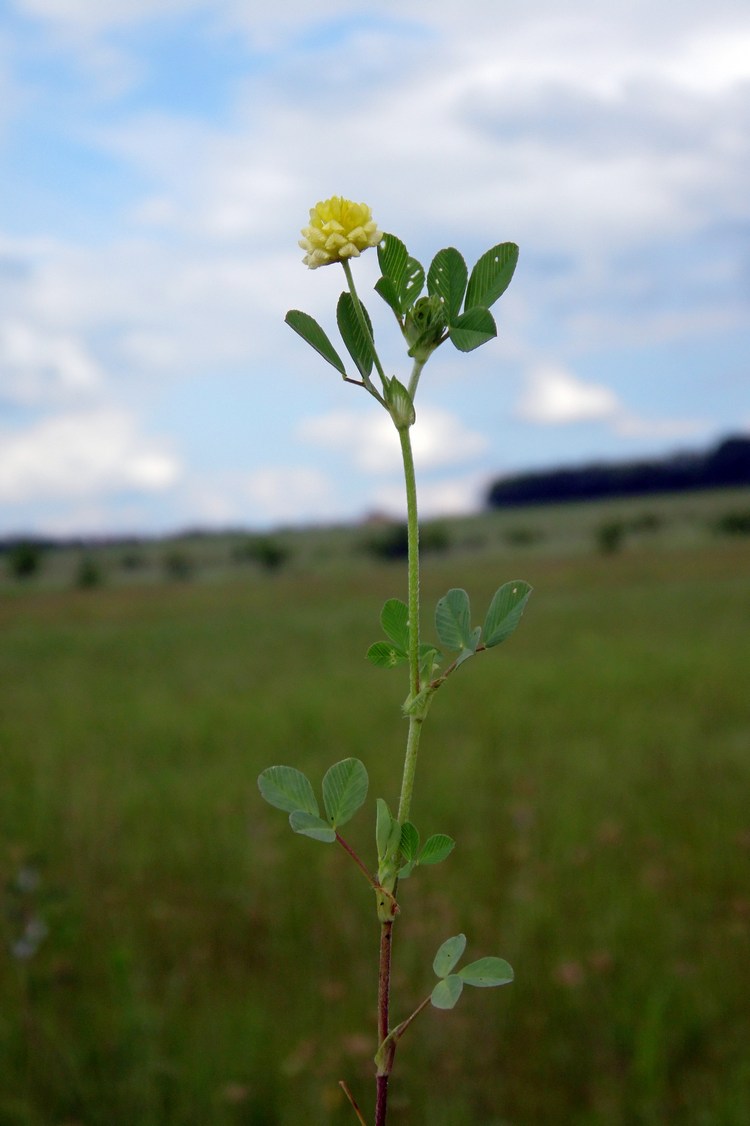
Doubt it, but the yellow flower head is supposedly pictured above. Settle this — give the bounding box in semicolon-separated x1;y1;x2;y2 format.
299;196;382;269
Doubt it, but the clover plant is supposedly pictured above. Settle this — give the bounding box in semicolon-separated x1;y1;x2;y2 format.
258;196;531;1124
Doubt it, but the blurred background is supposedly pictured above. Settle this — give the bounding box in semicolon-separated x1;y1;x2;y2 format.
1;1;749;1123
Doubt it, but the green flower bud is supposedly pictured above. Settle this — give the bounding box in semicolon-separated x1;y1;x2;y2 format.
403;295;447;361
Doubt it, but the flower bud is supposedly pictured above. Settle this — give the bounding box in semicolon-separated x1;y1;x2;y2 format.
402;295;447;360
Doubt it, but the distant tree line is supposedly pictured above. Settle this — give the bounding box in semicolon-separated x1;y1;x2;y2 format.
486;435;750;508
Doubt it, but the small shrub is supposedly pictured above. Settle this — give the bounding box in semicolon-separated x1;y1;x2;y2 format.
233;536;290;572
6;541;43;580
596;521;626;555
364;521;450;561
505;526;543;548
713;510;750;536
75;555;103;589
163;549;194;581
120;549;147;571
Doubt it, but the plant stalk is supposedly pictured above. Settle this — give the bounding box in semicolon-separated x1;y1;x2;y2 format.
396;421;423;826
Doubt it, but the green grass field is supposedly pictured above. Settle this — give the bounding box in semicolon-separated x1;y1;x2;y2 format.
2;493;749;1124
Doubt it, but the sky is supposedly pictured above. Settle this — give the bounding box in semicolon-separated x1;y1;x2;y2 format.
1;0;748;536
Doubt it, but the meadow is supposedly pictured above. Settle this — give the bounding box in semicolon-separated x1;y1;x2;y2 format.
2;491;749;1125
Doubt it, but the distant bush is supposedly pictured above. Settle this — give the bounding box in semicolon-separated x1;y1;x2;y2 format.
504;526;543;548
232;535;290;572
363;521;451;561
163;549;194;581
713;510;750;536
628;512;663;534
120;549;147;571
75;555;103;589
6;541;43;580
596;521;626;555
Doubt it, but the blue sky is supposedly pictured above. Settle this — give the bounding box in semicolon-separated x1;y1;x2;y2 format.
1;0;748;536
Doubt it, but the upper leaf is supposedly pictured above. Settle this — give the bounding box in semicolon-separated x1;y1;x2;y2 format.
376;235;425;316
285;310;347;376
458;956;514;988
381;598;409;650
322;758;369;828
366;641;407;669
377;232;408;286
419;833;455;866
464;242;519;311
258;766;319;816
427;247;468;324
433;933;467;978
448;307;497;352
483;580;533;648
399;821;420;864
374;276;403;318
336;292;375;379
435;588;473;652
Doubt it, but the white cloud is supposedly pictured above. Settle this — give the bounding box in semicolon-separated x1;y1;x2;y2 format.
298;406;488;475
516;362;709;442
0;409;181;503
0;319;103;405
517;364;620;425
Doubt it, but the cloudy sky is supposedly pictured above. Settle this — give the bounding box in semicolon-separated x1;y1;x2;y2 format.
1;0;748;536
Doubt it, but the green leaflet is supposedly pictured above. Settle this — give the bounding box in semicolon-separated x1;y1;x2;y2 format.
289;810;336;843
285;310;347;376
381;598;409;650
458;957;514;988
322;758;369;828
435;588;472;651
419;833;455;866
427;247;468;324
483;580;533;648
257;765;318;816
431;975;464;1010
433;933;467;978
449;307;497;352
465;242;519;311
336;291;375;379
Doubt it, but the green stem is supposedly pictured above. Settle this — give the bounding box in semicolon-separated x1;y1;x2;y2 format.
407;357;426;402
396;423;423;827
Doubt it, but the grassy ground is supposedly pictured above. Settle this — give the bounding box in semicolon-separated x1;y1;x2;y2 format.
1;495;749;1124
